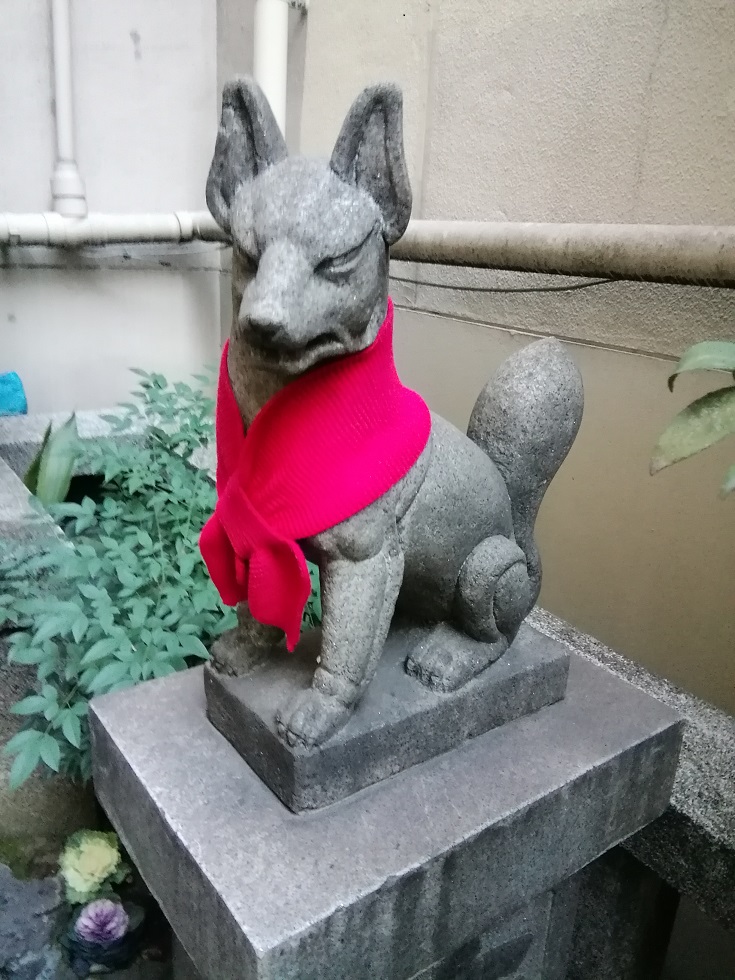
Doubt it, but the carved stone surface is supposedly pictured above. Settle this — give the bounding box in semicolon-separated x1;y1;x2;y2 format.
204;622;570;811
202;77;585;750
90;656;681;980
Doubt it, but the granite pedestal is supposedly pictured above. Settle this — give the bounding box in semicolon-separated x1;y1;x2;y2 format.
90;655;681;980
204;623;570;811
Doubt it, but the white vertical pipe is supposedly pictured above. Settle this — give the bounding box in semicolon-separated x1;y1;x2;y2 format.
253;0;289;137
50;0;87;217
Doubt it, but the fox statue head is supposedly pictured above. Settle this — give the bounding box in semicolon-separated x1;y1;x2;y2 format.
207;78;412;377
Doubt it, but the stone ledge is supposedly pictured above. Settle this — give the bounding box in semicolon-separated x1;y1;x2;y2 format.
530;607;735;930
0;456;63;552
0;407;214;481
0;408;129;478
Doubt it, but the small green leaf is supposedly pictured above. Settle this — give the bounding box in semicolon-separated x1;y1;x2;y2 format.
10;744;42;788
112;639;134;662
668;341;735;391
4;729;44;756
88;661;129;694
8;645;46;666
23;424;52;495
33;615;69;644
115;563;141;589
182;635;209;659
651;386;735;474
40;734;61;771
10;695;47;716
721;463;735;497
33;414;81;505
43;702;60;722
62;712;82;748
179;554;196;577
72;615;89;643
106;677;137;694
80;637;119;666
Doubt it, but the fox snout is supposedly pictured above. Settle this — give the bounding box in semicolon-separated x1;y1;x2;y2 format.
236;241;305;349
241;307;287;349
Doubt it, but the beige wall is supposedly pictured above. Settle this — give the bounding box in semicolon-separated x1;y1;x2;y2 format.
394;309;735;714
299;0;735;711
299;0;735;355
301;0;735;227
1;0;222;412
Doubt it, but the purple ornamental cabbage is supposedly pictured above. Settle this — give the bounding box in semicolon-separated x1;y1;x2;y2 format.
74;899;129;945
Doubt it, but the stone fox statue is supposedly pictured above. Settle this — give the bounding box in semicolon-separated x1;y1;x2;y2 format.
201;77;584;750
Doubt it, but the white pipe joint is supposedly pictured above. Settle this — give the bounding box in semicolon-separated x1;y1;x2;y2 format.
253;0;289;137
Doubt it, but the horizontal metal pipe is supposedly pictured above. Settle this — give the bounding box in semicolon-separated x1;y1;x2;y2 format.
392;221;735;287
1;214;734;286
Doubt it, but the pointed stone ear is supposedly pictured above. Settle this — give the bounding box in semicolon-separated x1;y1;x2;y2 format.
330;84;412;245
206;77;288;233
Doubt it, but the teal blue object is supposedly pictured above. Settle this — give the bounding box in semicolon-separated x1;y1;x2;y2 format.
0;372;27;415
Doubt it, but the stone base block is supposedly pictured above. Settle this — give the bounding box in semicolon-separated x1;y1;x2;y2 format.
90;657;682;980
204;622;570;811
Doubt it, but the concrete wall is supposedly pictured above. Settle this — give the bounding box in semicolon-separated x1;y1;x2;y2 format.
1;0;222;412
298;0;735;713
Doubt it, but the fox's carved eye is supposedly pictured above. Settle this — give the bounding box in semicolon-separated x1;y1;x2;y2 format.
316;231;372;280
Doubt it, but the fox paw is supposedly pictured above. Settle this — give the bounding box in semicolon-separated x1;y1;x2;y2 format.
276;688;351;749
210;629;268;677
405;623;506;693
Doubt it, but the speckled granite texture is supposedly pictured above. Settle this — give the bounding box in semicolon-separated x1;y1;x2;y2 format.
530;608;735;930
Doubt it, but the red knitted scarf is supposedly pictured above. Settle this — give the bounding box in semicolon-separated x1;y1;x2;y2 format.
199;299;431;650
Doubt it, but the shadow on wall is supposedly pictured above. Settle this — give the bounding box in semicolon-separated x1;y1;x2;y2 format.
393;306;735;715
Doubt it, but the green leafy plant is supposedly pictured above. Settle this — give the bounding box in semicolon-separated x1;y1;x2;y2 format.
24;414;81;505
1;369;321;787
651;340;735;496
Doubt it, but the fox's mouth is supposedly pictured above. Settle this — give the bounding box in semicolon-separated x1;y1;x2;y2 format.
248;331;344;372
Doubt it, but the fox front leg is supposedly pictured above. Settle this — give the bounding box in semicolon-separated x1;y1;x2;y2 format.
211;602;286;677
276;511;403;750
